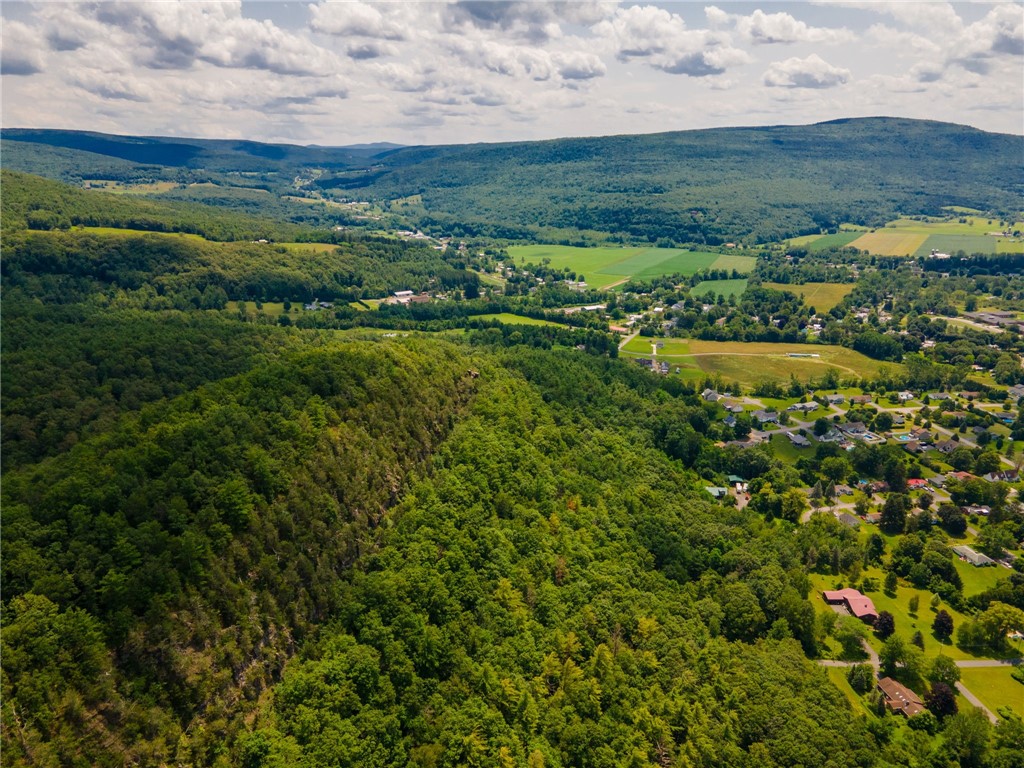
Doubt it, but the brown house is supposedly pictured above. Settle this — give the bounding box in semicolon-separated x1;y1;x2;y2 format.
877;677;925;717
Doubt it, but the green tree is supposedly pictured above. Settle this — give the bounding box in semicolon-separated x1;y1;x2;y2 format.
927;655;960;688
925;682;958;720
932;610;954;642
875;610;896;640
942;709;991;768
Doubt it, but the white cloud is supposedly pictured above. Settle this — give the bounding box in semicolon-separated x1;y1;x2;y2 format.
708;7;852;45
310;1;411;40
764;54;851;88
1;20;47;75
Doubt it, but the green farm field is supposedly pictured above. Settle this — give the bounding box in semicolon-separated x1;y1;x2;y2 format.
506;245;755;289
764;282;855;311
788;232;863;251
474;313;566;327
913;234;998;256
843;214;1024;256
848;231;928;256
692;279;748;297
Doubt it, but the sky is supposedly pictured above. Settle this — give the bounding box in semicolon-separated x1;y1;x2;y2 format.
1;1;1022;146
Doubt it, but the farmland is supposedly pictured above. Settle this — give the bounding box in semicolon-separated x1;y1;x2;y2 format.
839;214;1024;256
847;231;929;256
764;282;855;311
506;244;755;289
619;338;898;386
692;278;748;297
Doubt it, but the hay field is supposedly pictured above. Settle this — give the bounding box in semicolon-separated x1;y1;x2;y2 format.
692;279;748;297
764;282;855;311
847;231;928;256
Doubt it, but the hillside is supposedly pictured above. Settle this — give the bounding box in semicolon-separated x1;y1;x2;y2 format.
5;119;1022;244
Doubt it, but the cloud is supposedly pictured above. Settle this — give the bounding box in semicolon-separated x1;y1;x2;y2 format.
553;51;606;81
310;1;411;41
595;5;749;76
764;54;851;88
69;69;153;102
2;20;47;75
708;7;852;45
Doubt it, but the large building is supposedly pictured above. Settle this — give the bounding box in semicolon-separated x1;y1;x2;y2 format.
822;588;879;623
877;677;925;717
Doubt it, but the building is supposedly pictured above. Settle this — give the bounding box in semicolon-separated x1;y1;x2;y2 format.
907;478;928;490
953;545;995;566
984;470;1019;483
788;402;820;413
877;678;925;717
1009;384;1024;401
753;410;779;425
826;394;845;405
836;512;860;528
787;432;811;447
701;388;723;402
822;588;878;623
898;391;915;402
705;487;730;499
851;395;873;405
935;440;958;454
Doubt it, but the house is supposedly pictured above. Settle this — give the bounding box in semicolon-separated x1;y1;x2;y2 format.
726;404;745;413
935;440;958;454
705;486;730;499
851;395;873;405
1009;384;1024;401
826;394;845;405
702;388;723;402
787;432;811;448
898;391;915;402
822;588;878;623
928;392;951;401
984;470;1019;483
838;422;867;436
837;512;860;528
952;545;995;567
959;391;981;400
788;402;819;413
902;440;925;455
753;410;779;425
947;471;975;482
723;415;737;428
892;413;905;426
963;505;991;517
865;512;882;525
877;678;925;718
910;428;932;443
907;478;929;490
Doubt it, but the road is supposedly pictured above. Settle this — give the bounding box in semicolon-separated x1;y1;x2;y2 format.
956;682;999;724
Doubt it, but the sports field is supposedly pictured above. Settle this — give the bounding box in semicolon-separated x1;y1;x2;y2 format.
764;282;855;312
692;279;748;297
507;245;756;289
621;338;898;386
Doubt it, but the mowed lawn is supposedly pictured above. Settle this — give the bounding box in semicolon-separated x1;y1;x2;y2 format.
619;339;897;386
764;282;855;312
958;668;1024;718
507;245;755;289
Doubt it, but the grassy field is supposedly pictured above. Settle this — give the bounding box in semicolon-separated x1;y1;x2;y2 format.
958;668;1024;718
83;180;180;194
61;226;209;241
996;239;1024;254
277;242;340;254
764;282;855;312
227;301;294;319
848;231;929;256
914;234;998;256
618;339;896;386
474;313;566;327
692;279;748;297
506;245;755;289
788;232;863;252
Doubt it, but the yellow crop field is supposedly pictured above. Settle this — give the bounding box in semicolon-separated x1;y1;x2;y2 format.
764;282;854;311
847;231;928;256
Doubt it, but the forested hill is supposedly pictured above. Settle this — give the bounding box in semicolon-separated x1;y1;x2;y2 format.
6;118;1022;243
321;118;1022;243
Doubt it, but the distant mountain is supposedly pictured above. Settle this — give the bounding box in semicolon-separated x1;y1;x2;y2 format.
4;119;1021;243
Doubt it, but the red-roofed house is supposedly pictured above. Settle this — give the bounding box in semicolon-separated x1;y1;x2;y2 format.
822;588;879;624
877;677;925;717
907;479;928;490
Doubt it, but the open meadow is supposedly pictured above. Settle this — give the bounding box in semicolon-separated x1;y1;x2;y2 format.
692;278;748;297
619;338;898;386
764;282;855;311
473;313;566;327
507;244;756;289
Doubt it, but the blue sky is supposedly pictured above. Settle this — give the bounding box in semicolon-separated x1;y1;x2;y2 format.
2;1;1021;144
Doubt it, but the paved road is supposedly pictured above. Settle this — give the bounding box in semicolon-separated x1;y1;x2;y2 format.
956;682;999;724
955;658;1023;668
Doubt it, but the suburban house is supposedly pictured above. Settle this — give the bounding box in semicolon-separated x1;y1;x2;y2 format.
723;414;737;428
935;439;958;454
838;422;867;437
928;392;951;401
1008;384;1024;401
788;402;820;413
865;512;882;524
984;470;1020;483
907;478;929;490
753;410;779;425
702;389;723;402
836;512;860;528
947;471;975;482
952;545;995;567
897;391;915;402
910;428;932;443
877;678;925;717
903;441;925;455
826;394;845;405
787;432;811;447
850;395;873;405
705;487;730;499
822;588;878;623
892;413;906;426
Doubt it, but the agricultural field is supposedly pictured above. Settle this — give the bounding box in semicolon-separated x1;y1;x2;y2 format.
913;234;998;256
474;313;566;327
276;242;340;254
764;282;855;311
691;278;748;297
847;231;929;256
618;338;897;386
957;668;1024;718
803;232;864;251
506;245;755;289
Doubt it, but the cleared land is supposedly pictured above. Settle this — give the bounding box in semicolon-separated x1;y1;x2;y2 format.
277;242;340;254
764;282;855;312
957;668;1024;718
620;338;897;386
692;279;748;297
507;245;755;289
848;231;928;256
474;313;566;327
914;234;998;256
